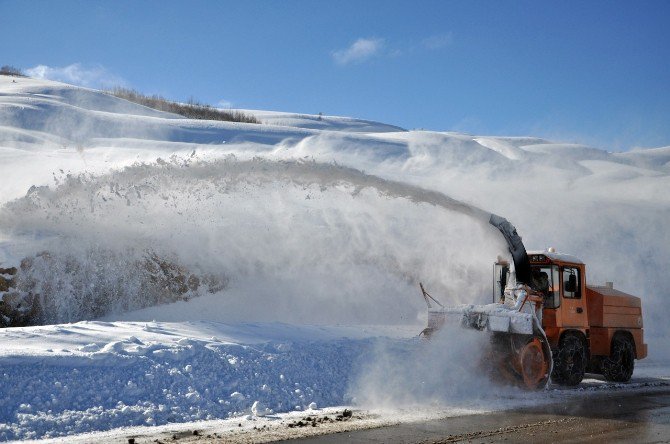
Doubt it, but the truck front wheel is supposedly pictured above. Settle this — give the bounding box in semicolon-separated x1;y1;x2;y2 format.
551;334;586;386
602;335;635;382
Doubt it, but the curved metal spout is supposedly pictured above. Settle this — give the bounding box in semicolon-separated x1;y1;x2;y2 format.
488;214;531;285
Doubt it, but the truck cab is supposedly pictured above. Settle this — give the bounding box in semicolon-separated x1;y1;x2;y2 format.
527;249;590;348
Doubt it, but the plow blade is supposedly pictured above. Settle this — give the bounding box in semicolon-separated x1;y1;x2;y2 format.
421;298;552;390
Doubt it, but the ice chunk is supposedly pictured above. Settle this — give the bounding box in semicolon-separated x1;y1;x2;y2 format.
251;400;272;417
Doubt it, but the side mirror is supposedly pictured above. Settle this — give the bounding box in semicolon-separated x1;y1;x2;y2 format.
565;274;577;293
493;263;509;303
500;266;508;291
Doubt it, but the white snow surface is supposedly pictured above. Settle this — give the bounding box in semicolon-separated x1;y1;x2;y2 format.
526;249;585;264
1;76;670;441
0;320;412;440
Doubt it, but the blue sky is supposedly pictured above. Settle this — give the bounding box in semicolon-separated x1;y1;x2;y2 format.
2;0;669;150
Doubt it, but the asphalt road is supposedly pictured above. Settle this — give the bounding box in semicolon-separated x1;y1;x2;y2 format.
282;387;670;444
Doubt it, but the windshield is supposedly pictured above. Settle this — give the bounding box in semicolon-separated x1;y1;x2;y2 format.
531;265;560;308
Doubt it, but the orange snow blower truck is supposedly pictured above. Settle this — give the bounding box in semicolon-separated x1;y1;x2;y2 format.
421;214;647;389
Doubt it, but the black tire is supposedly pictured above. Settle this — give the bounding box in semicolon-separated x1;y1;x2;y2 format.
551;334;586;386
602;335;635;382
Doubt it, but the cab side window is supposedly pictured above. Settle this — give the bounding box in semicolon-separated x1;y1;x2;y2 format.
547;266;560;308
562;267;581;299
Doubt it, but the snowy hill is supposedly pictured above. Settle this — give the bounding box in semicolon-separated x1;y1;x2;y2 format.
1;76;669;441
247;109;406;133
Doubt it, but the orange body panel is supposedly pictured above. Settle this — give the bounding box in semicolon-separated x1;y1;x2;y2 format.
542;327;561;348
589;327;610;355
585;285;646;358
586;286;643;328
590;326;647;359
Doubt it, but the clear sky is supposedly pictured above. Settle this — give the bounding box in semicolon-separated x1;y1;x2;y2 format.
2;0;669;150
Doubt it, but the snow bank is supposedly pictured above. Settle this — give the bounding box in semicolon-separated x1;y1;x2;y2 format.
0;321;376;440
0;320;552;441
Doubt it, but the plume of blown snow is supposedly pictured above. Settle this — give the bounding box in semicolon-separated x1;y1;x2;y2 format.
0;158;508;325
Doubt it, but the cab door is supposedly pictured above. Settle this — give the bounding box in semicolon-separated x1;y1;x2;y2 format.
559;265;589;328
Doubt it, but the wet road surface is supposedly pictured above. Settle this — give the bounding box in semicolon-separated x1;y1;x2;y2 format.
283;388;670;444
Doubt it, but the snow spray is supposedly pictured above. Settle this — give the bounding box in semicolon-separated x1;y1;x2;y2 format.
0;157;507;325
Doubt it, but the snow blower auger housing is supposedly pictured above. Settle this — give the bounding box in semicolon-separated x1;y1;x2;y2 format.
420;214;647;390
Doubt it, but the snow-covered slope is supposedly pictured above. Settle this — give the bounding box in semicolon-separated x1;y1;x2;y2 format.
1;76;669;441
246;109;406;133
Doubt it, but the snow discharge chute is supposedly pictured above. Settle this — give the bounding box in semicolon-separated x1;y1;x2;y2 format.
488;213;532;285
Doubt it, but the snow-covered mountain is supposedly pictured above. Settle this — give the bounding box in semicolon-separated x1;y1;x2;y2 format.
1;76;669;441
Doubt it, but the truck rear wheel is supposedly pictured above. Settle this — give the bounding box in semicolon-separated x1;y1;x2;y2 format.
602;335;635;382
551;334;586;386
